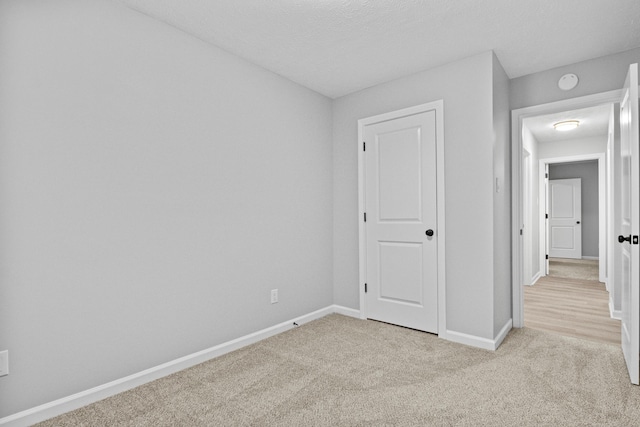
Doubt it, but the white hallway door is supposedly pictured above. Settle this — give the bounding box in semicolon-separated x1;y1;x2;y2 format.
363;109;438;333
548;178;582;259
618;63;639;385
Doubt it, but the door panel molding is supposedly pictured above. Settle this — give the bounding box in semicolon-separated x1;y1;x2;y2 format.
537;155;605;278
358;100;446;337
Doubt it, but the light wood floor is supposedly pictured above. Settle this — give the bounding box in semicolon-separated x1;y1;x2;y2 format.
524;273;621;346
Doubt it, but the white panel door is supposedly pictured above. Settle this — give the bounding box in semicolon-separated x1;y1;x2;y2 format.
618;63;639;385
364;110;438;333
548;178;582;259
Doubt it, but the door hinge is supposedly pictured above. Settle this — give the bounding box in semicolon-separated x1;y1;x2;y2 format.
363;141;366;151
364;283;367;293
545;213;548;219
364;212;367;222
520;229;523;236
546;254;549;260
545;173;548;179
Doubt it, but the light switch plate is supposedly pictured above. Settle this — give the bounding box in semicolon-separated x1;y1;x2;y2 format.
0;350;8;377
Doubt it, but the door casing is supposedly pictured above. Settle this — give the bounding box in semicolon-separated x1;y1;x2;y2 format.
358;101;447;337
540;156;605;273
512;89;622;328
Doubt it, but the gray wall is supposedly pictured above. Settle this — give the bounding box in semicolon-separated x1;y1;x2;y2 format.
333;51;508;340
511;48;640;109
0;0;333;417
549;161;599;258
538;136;607;160
492;54;512;336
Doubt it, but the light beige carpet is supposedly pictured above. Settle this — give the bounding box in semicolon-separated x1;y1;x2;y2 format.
549;257;600;282
37;314;640;426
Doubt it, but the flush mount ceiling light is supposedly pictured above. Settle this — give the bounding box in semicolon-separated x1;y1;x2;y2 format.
553;120;580;131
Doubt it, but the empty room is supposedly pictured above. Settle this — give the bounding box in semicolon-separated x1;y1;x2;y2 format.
1;0;640;425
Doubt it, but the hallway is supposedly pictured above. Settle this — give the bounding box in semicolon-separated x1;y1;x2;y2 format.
524;259;620;345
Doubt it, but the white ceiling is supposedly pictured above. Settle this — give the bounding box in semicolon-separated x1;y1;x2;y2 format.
523;104;611;143
116;0;640;98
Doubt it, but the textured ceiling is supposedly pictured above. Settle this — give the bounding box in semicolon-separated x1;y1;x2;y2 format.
116;0;640;98
524;104;611;144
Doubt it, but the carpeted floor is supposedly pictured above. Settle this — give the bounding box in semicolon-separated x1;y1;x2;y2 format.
37;314;640;426
549;257;600;281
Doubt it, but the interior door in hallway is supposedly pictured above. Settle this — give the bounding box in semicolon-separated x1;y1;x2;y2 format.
618;63;639;385
548;178;582;259
363;110;438;333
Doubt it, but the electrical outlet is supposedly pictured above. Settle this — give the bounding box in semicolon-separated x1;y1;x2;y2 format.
271;289;278;304
0;350;8;377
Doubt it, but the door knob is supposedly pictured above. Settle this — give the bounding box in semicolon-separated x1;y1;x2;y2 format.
576;221;580;224
425;229;434;237
618;235;631;243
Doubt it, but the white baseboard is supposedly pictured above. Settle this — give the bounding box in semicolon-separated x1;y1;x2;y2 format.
0;305;359;427
493;319;513;349
529;272;542;286
333;305;361;318
446;319;513;351
582;256;599;260
609;297;622;320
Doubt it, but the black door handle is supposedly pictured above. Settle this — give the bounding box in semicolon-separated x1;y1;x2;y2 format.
425;229;434;237
576;221;580;224
618;235;631;243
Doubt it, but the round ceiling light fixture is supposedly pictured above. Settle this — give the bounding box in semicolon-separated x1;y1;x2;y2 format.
553;120;580;131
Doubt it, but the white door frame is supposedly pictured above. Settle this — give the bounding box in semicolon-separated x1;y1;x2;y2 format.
522;149;532;285
358;101;447;337
540;156;605;271
511;89;621;328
